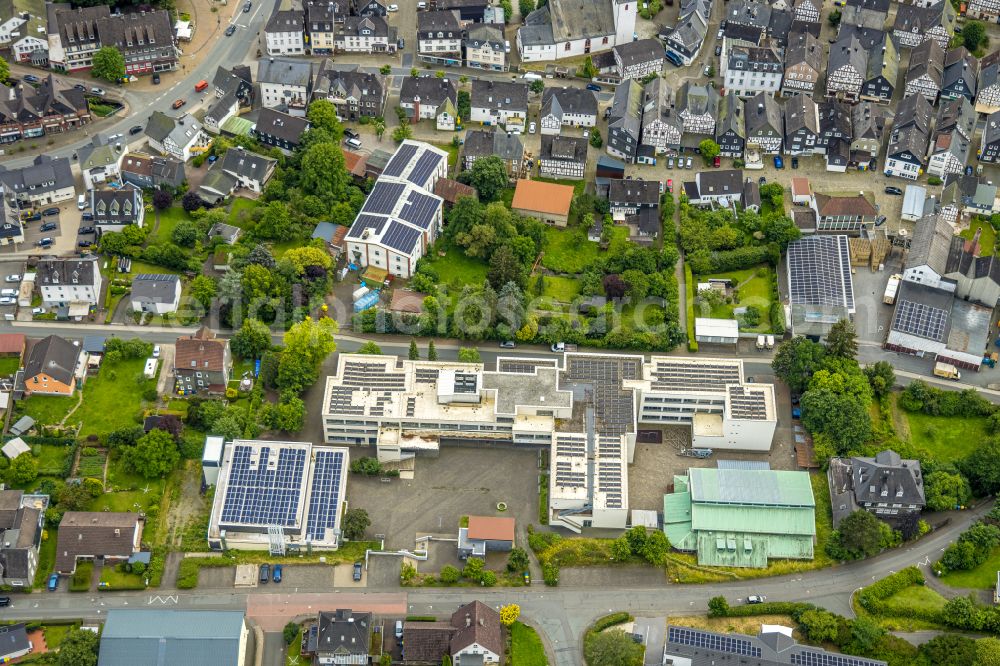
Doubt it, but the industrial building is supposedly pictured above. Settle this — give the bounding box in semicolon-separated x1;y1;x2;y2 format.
786;235;857;338
207;440;349;553
663;462;817;568
322;353;776;532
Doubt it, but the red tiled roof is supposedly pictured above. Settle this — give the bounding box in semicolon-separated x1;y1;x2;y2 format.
0;334;25;355
466;515;515;542
511;179;574;216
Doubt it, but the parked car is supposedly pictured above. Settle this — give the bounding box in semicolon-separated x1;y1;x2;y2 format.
153;345;161;358
417;1;427;7
528;121;536;134
884;186;903;195
353;562;363;581
773;155;784;169
0;297;16;306
703;66;712;77
31;307;45;315
747;595;766;604
108;133;122;141
172;98;186;109
47;574;59;592
243;0;252;10
685;157;693;168
715;45;722;56
129;124;144;135
666;178;673;192
397;37;405;49
713;155;721;167
4;275;20;283
91;87;106;95
499;341;516;348
37;237;53;247
272;564;282;583
42;207;59;216
74;83;86;92
24;74;39;84
717;29;724;39
225;24;236;36
668;156;675;168
77;240;93;248
81;213;94;221
395;620;403;640
23;213;40;222
344;128;359;139
152;73;161;85
791;156;799;169
0;597;10;607
387;3;398;9
39;222;57;232
195;80;209;93
759;175;766;184
586;83;602;92
259;564;270;583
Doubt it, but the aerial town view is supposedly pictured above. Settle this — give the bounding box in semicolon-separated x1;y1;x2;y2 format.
2;0;1000;663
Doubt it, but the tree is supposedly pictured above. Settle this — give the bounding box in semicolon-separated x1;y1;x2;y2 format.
800;388;872;453
373;118;386;141
460;155;508;202
182;191;206;212
462;557;485;580
408;340;420;360
529;78;544;94
427;340;438;361
585;629;644;666
276;317;338;393
92;46;125;82
262;396;306;432
610;535;632;561
864;361;895;398
457;90;471;122
124;429;180;479
976;637;1000;666
171;219;200;247
589;127;603;148
0;56;8;84
440;565;461;583
828;8;841;26
458;347;481;363
480;570;497;586
392;124;413;143
6;454;37;486
828;510;883;560
707;596;729;618
798;609;840;643
152;189;173;210
342;508;371;540
282;246;332;274
283;622;300;645
300;142;349;201
960;438;1000;496
964;20;986;51
847;616;884;654
231;318;272;359
190;275;217;310
639;530;670;565
247;243;276;269
380;64;392;75
519;0;536;17
772;336;827;394
57;628;99;666
826;318;858;358
919;633;978;666
581;55;596;78
506;546;529;572
488;244;525;289
500;604;520;626
306;99;344;140
699;139;721;163
358;341;382;355
400;561;416;583
924;470;971;511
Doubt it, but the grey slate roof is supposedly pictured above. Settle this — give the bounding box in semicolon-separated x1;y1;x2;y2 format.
784;94;819;139
943;46;979;97
0;624;29;660
851;450;926;507
466;22;504;49
905;213;954;274
418;9;461;36
906;39;945;89
0;156;74;198
316;609;371;658
98;609;246;666
24;335;79;386
399;76;457;109
524;0;616;44
888;93;932;159
828;33;867;79
785;29;824;74
746;92;782;137
463;129;524;162
541;87;598;122
254;108;310;145
608;80;643;138
37;258;98;289
257;57;313;87
609;179;660;206
131;274;180;305
614;38;663;69
717;92;745;139
219;149;277;183
676;82;720;120
540;135;588;164
91;185;142;225
471;80;528;113
265;9;303;33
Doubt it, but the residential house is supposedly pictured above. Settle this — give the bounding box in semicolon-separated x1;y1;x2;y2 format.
144;112;210;162
418;10;462;59
174;326;232;394
130;274;181;315
306;1;338;55
612;38;663;80
465;23;506;71
724;0;771;44
884;93;933;180
37;257;102;309
264;10;304;56
203;90;240;135
0;75;91;144
0;200;24;248
782;29;824;96
90;184;144;233
0;155;74;206
785;94;820;156
511;178;574;226
892;2;955;50
251;108;310;155
462;129;524;181
336;15;395;54
98;610;249;666
683;170;752;207
209;222;242;245
810;192;878;231
470;80;528;130
311;222;349;258
723;43;784;98
841;0;889;30
829;450;925;528
436;0;489;21
969;0;1000;22
608;179;659;216
677;82;719;141
904;38;944;103
457;516;515;558
540;87;598;135
357;0;388;16
942;47;979;102
120;153;185;190
22;335;82;396
55;512;142;574
311;609;371;664
402;601;503;665
46;4;178;75
980;110;1000;163
607;80;643;162
258;57;313;115
826;34;866;101
664;9;708;66
940;174;997;223
851;101;888;168
927;97;976;178
197;149;278;204
715;92;746;158
211;63;254;108
860;30;898;104
792;0;821;24
539;135;588;180
944;224;1000;304
977;50;1000;114
399;77;458;130
745;92;782;155
314;62;387;121
0;490;46;588
76;135;127;190
516;0;636;63
641;78;683;155
816;100;853;160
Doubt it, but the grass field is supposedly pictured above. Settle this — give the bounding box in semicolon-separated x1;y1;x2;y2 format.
228;198;260;228
150;207;193;245
0;357;21;376
536;275;581;302
694;265;774;334
33;532;57;588
19;394;76;429
941;546;1000;589
901;410;988;463
99;565;146;590
960;219;996;256
421;240;488;288
880;585;949;616
73;358;156;439
70;562;93;592
41;624;73;649
510;622;548;666
95;461;166;516
35;445;71;476
541;226;599;274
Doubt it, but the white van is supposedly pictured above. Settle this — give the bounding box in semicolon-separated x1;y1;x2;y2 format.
521;72;543;81
346;137;363;150
0;289;17;298
77;193;87;210
394;620;403;639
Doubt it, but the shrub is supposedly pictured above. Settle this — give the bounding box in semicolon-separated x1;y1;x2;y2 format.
589;612;632;633
858;567;924;613
708;596;729;617
440;565;460;583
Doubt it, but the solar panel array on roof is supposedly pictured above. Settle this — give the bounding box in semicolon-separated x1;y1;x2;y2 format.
555;435;586;457
409;150;443;186
597;435;622;457
728;386;768;420
341;361;406;391
787;235;856;309
328;386;365;414
383;143;417;177
651;360;740;391
891;299;949;341
717;460;771;470
346;214;387;239
597;460;623;508
555;461;586;488
363;181;407;215
560;356;641;435
220;445;306;527
304;449;344;542
382;222;421;254
453;372;478;393
667;627;762;658
400;190;440;229
497;359;556;374
415;368;440;384
790;651;886;666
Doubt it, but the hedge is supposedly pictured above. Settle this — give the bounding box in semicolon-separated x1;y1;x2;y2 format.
588;612;633;634
858;567;924;613
769;301;785;336
685;263;697;352
406;616;437;622
720;601;816;618
176;557;232;589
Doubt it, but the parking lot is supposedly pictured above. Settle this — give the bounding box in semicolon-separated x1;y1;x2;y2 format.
2;198;88;257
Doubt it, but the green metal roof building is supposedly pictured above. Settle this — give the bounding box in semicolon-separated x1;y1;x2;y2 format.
664;467;816;568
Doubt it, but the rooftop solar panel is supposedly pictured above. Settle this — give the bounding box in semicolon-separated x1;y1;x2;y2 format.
382;221;421;254
304;449;345;543
790;650;886;666
220;444;306;528
891;299;949;342
400;190;440;230
667;627;762;658
384;143;417;177
347;214;387;239
363;181;407;215
787;235;855;309
408;150;443;186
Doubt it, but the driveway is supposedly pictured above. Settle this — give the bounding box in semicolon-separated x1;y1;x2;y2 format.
634;616;666;666
155;343;176;397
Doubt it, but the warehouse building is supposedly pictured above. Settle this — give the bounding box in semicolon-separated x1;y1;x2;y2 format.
786;235;856;339
663;463;816;568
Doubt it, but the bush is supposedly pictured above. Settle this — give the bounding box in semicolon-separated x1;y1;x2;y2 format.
708;596;729;617
589;612;633;633
769;301;785;335
283;622;299;645
440;565;460;583
858;567;924;614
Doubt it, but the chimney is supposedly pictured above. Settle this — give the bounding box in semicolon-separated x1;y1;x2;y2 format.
465;614;471;628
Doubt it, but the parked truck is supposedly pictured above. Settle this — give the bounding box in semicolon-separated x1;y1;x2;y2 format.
765;335;774;350
756;335;766;350
933;361;962;381
883;274;902;305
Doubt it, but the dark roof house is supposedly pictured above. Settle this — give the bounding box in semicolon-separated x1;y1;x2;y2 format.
55;511;143;574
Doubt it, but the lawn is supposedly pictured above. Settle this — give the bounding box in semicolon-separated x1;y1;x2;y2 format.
941;546;1000;589
70;562;93;592
19;394;77;428
540;226;598;274
535;275;581;303
69;358;158;439
510;621;548;666
431;142;459;173
960;219;996;256
694;265;774;334
33;531;57;588
99;564;147;590
150;207;193;245
34;444;72;476
0;356;21;376
901;410;989;463
420;240;488;288
41;624;74;649
880;584;949;617
228;197;260;228
94;460;166;516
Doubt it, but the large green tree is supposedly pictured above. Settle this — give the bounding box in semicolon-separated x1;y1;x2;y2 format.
92;46;125;82
57;628;99;666
585;629;644;666
826;318;858;358
306;99;344;141
924;470;971;511
960;437;1000;496
772;336;826;394
276;317;338;393
975;637;1000;666
699;139;721;162
124;429;180;479
458;155;508;202
300;142;349;202
487;244;525;289
231;318;272;359
800;388;872;454
190;275;217;310
863;361;895;398
963;20;987;52
919;633;978;666
6;454;37;485
342;508;370;539
827;510;883;560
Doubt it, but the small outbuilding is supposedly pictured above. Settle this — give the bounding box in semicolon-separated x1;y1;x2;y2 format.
510;179;575;226
694;318;739;345
458;515;515;558
1;437;29;460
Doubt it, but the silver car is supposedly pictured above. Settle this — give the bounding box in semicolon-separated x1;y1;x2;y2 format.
686;157;693;168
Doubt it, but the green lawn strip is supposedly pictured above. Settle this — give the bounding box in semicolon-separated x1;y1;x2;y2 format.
431;142;459;172
902;410;988;463
422;240;488;288
540;226;598;274
41;624;73;649
510;621;549;666
125;259;184;277
228;198;260;228
69;562;93;592
99;564;147;590
33;532;57;588
71;358;158;438
176;557;232;589
940;546;1000;589
19;395;76;429
33;445;71;476
537;275;581;302
959;219;996;256
0;357;21;376
879;585;948;617
286;628;303;664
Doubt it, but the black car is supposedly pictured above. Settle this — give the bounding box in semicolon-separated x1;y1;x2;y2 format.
23;213;41;222
353;562;363;581
758;176;766;185
129;125;143;135
791;157;799;169
225;24;236;36
78;239;93;248
74;83;86;92
39;222;57;232
884;186;903;195
0;597;9;607
42;207;59;216
81;213;94;221
23;74;39;84
243;1;252;10
79;226;95;234
152;73;161;85
715;45;722;56
259;563;270;583
344;128;360;140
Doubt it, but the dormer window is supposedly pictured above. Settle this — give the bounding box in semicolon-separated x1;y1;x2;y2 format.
437;31;443;38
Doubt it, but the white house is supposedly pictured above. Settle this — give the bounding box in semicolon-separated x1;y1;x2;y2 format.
335;15;395;54
418;10;463;59
470;80;528;130
264;10;305;56
144;112;211;162
517;0;636;63
399;77;458;131
130;274;181;314
257;57;313;116
36;258;103;308
76;135;128;190
0;156;75;206
723;43;785;97
540;87;598;135
90;185;145;233
12;36;47;63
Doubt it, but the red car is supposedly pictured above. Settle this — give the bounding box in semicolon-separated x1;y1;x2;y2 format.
666;179;673;193
172;98;186;109
713;155;721;167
